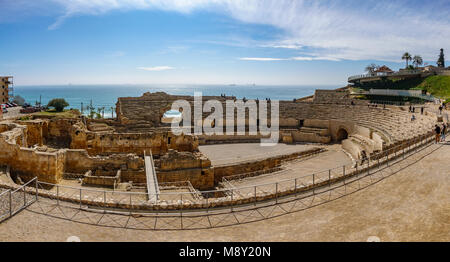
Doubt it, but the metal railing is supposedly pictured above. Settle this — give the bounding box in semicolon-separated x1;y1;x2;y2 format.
0;177;37;222
348;70;424;82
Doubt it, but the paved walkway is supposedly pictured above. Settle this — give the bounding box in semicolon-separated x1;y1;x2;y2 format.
225;148;352;195
1;107;24;120
0;140;448;241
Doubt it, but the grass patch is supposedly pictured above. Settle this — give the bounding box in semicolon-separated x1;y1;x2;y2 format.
414;75;450;100
33;109;81;118
355;75;450;100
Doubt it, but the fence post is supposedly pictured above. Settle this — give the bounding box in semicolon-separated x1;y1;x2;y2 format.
294;178;297;196
23;186;26;206
275;182;278;204
254;186;257;206
180;193;183;229
230;189;233;212
56;185;59;205
129;193;132;209
386;152;389;167
403;144;405;159
9;190;12;217
35;179;38;201
312;174;316;194
79;188;82;209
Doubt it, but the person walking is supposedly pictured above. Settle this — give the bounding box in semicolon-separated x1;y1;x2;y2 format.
360;150;368;166
421;107;424;115
441;123;447;142
434;124;441;143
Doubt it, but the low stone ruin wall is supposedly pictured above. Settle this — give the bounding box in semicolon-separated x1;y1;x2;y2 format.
83;170;121;187
0;122;65;184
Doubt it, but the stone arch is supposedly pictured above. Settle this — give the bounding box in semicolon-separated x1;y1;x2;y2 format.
336;128;349;142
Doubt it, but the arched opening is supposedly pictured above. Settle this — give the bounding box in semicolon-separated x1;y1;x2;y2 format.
161;109;182;124
336;128;349;142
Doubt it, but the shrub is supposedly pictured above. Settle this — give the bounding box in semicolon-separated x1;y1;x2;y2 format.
47;98;69;112
12;95;25;106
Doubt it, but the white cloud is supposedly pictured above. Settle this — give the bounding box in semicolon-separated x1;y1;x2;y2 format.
45;0;450;61
137;66;175;71
239;56;341;62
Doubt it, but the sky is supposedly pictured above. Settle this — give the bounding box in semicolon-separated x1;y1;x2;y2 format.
1;0;449;86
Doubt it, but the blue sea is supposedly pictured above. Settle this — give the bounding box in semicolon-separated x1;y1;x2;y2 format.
13;84;339;118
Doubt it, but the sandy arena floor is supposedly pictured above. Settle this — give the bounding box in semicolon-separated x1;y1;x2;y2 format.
199;143;325;166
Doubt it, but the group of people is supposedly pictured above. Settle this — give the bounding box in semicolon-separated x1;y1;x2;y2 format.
409;105;425;115
434;123;449;143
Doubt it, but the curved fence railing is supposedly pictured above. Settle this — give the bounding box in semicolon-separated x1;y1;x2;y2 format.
352;89;438;102
1;130;438;215
348;70;424;82
0;178;37;222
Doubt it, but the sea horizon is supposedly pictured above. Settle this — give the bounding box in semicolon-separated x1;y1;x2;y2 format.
13;84;340;117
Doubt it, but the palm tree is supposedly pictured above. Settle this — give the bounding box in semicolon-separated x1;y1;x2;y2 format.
365;63;379;75
402;52;412;68
413;55;423;68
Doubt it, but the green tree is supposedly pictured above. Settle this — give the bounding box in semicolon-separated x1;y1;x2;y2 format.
413;55;423;68
365;63;379;74
47;98;69;112
402;52;412;68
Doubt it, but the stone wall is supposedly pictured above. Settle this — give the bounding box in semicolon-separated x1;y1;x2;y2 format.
155;150;214;190
64;149;144;174
19;120;48;146
83;170;121;187
0;122;64;183
70;120;198;157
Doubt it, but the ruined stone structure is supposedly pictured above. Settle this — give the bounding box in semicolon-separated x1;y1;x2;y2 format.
0;89;438;197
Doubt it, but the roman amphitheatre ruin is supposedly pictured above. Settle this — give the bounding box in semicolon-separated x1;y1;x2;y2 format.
0;87;449;242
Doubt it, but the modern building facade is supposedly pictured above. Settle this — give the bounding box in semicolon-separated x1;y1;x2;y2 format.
0;76;13;104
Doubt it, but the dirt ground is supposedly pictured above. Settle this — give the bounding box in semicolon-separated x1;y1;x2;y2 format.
199;143;325;166
0;141;448;242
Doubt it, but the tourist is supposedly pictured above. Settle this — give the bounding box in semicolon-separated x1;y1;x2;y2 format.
411;115;416;121
441;124;447;142
409;105;412;112
421;107;424;115
360;150;368;166
434;125;441;143
439;105;443;115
